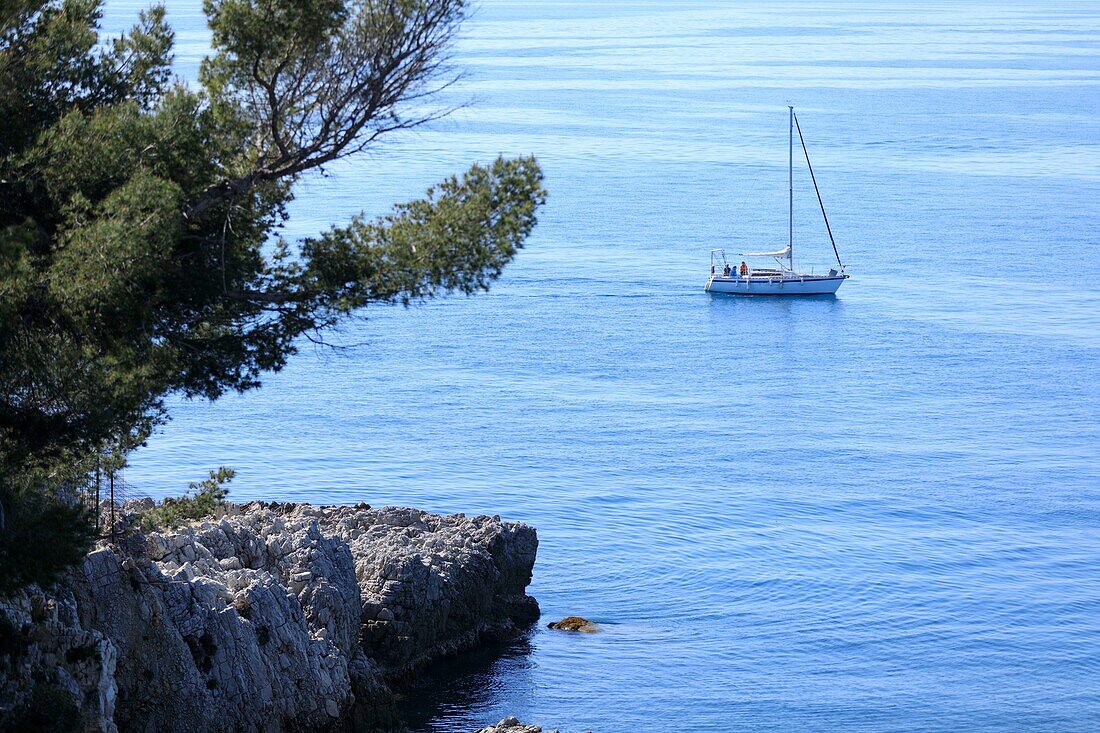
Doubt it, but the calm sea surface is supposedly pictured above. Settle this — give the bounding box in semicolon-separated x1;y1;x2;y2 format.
104;1;1100;730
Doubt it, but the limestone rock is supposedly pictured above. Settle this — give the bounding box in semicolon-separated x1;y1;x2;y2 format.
0;590;118;733
1;501;540;733
475;717;559;733
310;504;541;674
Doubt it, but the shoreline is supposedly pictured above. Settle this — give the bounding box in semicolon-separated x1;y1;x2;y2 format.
0;500;540;732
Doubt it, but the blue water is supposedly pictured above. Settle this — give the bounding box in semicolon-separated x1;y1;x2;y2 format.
105;1;1100;730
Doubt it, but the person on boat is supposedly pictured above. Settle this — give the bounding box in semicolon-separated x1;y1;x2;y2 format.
739;261;749;276
722;263;731;277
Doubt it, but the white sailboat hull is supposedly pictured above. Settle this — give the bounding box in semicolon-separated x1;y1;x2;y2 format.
705;274;847;296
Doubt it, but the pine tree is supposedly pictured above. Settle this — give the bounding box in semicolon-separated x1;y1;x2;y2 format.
0;0;547;591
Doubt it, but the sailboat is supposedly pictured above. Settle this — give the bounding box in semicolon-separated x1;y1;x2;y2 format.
705;106;849;296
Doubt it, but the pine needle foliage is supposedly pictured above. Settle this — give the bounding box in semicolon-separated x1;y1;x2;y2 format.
137;467;235;531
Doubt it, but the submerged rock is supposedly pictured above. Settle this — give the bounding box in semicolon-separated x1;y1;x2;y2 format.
547;616;600;632
1;502;540;733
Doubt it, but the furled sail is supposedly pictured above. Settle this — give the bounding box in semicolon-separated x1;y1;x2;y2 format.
739;246;791;258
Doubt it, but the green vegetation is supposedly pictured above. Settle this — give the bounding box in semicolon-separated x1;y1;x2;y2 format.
0;486;95;593
0;682;83;733
0;0;547;592
137;468;235;530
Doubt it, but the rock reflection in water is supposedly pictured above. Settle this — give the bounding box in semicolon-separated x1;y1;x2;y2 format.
395;631;537;733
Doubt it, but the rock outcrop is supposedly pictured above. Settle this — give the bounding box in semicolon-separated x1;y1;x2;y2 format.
475;717;558;733
0;502;539;733
546;616;599;632
0;589;119;733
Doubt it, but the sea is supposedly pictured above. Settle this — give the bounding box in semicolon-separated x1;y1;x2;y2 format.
102;1;1100;731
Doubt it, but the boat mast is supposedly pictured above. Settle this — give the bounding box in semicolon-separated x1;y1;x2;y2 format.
788;105;794;271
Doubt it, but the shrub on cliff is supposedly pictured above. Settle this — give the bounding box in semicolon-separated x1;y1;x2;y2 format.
0;484;95;594
0;0;547;591
0;682;83;733
137;467;234;530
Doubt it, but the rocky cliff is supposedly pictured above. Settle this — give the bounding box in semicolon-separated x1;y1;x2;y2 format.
0;502;539;733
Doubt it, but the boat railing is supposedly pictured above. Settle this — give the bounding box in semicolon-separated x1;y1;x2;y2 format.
712;266;842;281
